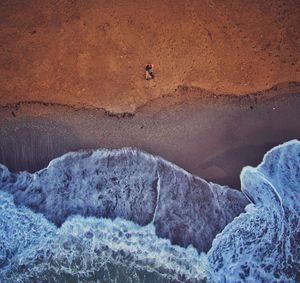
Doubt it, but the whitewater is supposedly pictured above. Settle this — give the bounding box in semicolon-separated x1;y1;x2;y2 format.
0;140;299;282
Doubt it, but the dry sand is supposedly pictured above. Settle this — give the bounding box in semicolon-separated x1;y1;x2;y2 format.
1;83;299;189
1;0;300;112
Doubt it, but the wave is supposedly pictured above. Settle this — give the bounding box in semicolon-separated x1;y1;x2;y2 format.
0;141;299;282
208;140;300;282
0;191;210;282
0;148;247;253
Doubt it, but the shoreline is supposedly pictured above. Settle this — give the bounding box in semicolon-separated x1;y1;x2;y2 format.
0;82;299;189
1;81;300;115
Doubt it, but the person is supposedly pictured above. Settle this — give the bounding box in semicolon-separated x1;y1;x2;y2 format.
145;64;154;80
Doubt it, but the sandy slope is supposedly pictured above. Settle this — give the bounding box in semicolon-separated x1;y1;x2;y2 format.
1;0;300;112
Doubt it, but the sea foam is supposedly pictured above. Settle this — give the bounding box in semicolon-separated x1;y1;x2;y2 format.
1;141;299;282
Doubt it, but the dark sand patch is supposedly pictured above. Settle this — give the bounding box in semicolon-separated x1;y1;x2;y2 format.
0;86;299;189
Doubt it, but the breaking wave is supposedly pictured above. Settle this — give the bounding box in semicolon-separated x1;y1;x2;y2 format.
0;140;299;282
0;191;210;282
208;140;300;282
0;148;247;252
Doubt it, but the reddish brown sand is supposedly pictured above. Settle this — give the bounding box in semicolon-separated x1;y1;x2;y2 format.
1;0;300;112
0;1;299;189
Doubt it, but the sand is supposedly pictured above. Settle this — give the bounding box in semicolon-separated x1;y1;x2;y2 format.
0;83;299;189
1;0;300;113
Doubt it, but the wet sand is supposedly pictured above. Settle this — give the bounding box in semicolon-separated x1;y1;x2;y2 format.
0;84;299;189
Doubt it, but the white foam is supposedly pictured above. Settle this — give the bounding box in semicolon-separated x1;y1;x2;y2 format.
1;141;299;282
0;191;210;282
208;140;300;282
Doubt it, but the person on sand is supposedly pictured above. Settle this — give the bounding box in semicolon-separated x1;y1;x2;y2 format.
145;64;154;80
